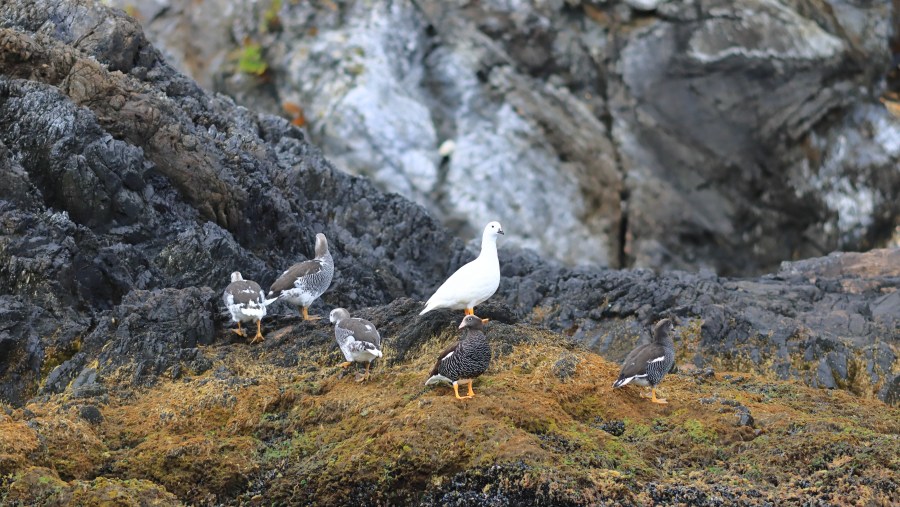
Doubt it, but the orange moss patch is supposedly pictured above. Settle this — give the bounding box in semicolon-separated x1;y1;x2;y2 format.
107;433;256;501
1;405;107;481
25;412;108;480
0;417;40;475
1;323;898;505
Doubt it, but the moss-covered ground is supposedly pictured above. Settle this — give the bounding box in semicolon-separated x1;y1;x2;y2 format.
1;320;897;506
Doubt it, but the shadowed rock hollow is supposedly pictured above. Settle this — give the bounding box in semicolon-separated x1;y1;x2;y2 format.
0;0;899;504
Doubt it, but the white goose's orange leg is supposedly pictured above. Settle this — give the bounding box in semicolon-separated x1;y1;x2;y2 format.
232;321;246;337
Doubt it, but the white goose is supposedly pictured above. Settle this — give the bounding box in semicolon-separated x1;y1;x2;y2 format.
420;221;504;317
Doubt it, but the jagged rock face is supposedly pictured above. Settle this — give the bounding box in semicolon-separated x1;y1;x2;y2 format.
0;0;464;404
0;0;897;409
111;0;898;274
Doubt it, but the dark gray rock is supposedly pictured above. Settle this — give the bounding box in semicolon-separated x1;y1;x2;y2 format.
734;406;754;428
78;404;104;425
552;353;580;381
691;367;716;382
93;287;217;386
420;461;572;507
592;418;626;437
69;368;107;400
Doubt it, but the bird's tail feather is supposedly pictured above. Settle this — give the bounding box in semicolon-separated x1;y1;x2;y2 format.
425;374;451;386
242;307;266;318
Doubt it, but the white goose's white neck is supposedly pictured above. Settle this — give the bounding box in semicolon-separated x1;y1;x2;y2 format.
478;233;498;259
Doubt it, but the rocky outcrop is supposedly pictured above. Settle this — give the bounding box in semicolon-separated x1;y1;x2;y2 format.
499;248;900;404
109;0;900;274
1;314;897;505
0;0;463;403
0;0;897;408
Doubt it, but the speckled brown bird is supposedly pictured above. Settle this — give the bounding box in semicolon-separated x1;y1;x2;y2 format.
330;308;383;382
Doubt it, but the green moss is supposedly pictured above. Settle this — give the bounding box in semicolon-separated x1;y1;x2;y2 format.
237;42;267;76
39;337;82;382
683;419;715;444
5;467;70;506
596;439;651;476
261;439;293;463
623;420;651;441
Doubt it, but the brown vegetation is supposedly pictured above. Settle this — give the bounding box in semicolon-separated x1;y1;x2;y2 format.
1;322;898;505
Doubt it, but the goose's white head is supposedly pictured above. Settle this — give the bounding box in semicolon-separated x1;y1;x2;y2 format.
230;271;244;282
482;221;504;242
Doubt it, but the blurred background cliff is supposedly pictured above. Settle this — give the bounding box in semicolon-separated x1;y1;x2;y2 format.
109;0;900;276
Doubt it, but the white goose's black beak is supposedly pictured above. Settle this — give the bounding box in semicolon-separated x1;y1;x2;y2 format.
498;229;504;235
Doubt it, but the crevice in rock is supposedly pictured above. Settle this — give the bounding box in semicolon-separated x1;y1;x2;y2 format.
617;188;631;269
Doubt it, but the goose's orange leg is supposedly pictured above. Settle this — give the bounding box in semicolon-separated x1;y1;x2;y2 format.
301;306;321;321
453;382;471;400
250;320;264;344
